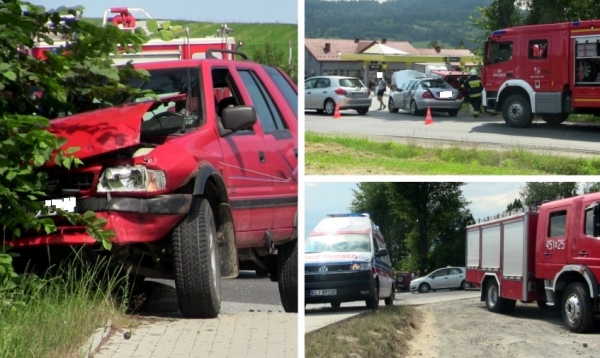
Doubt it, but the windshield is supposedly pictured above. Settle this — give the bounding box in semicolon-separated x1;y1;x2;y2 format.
305;234;371;253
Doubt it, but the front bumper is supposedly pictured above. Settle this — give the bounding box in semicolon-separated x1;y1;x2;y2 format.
305;270;375;304
12;194;192;247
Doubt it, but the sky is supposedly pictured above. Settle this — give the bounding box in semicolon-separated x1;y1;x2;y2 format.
31;0;298;24
303;181;527;238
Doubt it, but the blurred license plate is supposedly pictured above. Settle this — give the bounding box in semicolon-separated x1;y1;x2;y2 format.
310;289;337;296
352;92;364;97
37;197;76;217
440;91;453;99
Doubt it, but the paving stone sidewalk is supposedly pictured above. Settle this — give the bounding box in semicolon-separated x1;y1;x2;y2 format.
94;311;297;358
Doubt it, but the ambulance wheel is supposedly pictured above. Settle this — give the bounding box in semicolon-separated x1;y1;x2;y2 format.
384;286;395;306
418;283;430;293
503;94;533;128
366;285;380;310
562;282;595;333
485;280;515;313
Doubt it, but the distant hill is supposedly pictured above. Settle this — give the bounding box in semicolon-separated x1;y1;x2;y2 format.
305;0;493;50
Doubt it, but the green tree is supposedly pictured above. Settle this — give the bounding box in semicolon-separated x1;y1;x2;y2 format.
506;198;524;211
581;183;600;194
0;1;151;293
519;0;600;25
468;0;524;55
519;182;579;206
252;42;297;83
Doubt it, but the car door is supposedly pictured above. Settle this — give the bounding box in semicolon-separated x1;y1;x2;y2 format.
404;80;419;109
401;80;416;109
430;269;449;290
209;65;273;248
305;77;318;108
235;65;297;244
447;267;464;288
314;77;331;110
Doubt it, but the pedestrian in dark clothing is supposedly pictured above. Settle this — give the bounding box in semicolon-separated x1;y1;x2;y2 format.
464;69;483;118
376;77;387;110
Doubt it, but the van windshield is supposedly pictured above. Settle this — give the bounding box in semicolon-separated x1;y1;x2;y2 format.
305;234;371;253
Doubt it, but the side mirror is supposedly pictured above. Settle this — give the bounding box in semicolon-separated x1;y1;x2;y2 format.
375;248;388;257
219;106;256;137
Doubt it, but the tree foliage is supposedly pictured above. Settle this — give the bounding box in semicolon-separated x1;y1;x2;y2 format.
518;182;579;206
252;42;298;83
0;1;152;293
506;198;524;211
518;0;600;24
350;182;469;273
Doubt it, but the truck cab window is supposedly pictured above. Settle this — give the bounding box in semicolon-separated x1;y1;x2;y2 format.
489;41;513;64
548;210;567;237
585;207;594;236
529;39;548;59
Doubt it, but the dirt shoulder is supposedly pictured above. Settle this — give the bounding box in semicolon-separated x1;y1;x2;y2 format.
409;298;600;358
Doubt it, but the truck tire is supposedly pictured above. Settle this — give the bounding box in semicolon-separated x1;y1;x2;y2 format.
485;280;515;313
562;282;595;333
278;240;298;313
366;284;380;310
172;197;221;318
541;113;569;125
503;94;533;128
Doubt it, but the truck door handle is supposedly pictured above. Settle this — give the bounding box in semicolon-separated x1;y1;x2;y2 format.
579;251;588;256
506;72;514;78
258;151;266;163
544;252;551;256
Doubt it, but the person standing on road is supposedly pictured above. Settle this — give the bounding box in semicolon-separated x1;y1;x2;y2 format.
464;69;483;118
376;76;387;110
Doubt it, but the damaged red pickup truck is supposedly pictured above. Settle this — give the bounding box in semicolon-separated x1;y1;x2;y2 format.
14;50;298;317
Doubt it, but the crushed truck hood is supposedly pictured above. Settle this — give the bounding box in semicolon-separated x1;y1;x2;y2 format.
49;102;153;160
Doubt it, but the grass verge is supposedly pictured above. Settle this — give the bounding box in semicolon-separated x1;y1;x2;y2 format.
305;305;419;358
305;132;600;175
0;255;135;358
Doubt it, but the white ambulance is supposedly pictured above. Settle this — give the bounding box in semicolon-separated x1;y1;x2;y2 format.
305;213;395;309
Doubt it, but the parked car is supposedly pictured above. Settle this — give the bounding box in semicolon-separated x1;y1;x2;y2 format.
428;70;469;99
388;77;463;116
305;76;372;115
410;267;470;293
396;272;412;291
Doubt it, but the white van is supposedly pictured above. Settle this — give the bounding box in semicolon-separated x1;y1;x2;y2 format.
305;213;395;309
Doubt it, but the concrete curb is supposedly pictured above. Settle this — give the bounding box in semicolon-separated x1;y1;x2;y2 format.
80;320;113;358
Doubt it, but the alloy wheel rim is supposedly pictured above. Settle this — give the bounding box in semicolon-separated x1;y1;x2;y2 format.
564;294;581;324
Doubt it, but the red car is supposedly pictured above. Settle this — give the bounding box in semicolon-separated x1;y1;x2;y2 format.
429;70;470;99
396;272;412;291
14;50;298;317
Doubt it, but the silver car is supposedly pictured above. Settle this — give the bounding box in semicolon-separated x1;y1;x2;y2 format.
410;266;470;293
388;77;463;116
305;76;372;115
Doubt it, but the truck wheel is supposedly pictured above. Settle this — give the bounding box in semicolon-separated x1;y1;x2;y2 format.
485;280;515;313
419;283;430;293
384;285;395;306
562;282;595;333
172;197;221;318
541;113;569;125
366;284;380;310
503;94;533;128
278;240;298;313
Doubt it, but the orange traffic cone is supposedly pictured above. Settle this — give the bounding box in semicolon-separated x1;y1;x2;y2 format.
424;107;434;125
333;104;342;119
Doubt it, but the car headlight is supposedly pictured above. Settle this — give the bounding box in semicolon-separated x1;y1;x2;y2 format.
97;165;166;192
350;262;371;270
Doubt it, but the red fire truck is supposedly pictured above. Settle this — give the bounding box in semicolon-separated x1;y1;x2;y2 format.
29;6;236;63
466;192;600;333
482;20;600;128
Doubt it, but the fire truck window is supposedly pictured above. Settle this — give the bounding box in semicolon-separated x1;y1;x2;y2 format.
238;70;288;133
548;210;567;237
490;41;513;64
529;40;548;59
585;208;594;236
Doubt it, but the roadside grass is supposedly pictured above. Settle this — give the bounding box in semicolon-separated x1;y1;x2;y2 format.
305;132;600;175
0;255;135;358
305;305;418;358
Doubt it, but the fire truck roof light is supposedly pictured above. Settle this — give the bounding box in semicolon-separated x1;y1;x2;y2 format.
491;30;506;36
572;21;580;26
326;213;370;218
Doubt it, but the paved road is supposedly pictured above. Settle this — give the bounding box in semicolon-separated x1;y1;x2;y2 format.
304;289;480;333
305;96;600;157
91;272;297;358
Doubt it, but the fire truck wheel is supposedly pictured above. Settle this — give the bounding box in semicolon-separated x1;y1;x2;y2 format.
502;94;533;128
562;282;595;333
540;113;569;125
366;284;380;309
485;280;515;313
172;197;221;318
418;283;431;293
278;240;298;313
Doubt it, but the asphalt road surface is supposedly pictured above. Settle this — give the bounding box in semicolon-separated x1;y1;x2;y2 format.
305;98;600;157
